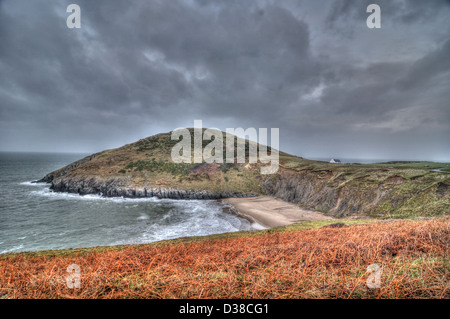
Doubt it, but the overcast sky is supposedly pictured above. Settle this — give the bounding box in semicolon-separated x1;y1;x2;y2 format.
1;0;449;161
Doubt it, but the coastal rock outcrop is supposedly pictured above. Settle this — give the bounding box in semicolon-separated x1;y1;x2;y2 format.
48;175;256;200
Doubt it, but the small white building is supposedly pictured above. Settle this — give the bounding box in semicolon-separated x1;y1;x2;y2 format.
330;158;341;164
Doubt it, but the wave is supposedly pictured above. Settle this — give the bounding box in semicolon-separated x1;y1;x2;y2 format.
20;181;44;186
137;213;150;220
0;244;24;254
29;187;163;203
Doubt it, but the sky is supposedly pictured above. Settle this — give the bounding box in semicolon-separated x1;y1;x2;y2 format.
1;0;449;161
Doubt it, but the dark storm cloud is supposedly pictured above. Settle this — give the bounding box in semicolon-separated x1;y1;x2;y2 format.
0;0;449;161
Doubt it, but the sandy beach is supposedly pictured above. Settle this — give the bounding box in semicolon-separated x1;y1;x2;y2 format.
222;196;333;228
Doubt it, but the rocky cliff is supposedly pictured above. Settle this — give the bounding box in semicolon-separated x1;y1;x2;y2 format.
49;175;255;199
261;164;450;218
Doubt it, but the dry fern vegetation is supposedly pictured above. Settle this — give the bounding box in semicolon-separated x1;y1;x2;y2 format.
0;217;448;299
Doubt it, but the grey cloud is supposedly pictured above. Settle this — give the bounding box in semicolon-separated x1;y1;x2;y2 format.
0;0;449;161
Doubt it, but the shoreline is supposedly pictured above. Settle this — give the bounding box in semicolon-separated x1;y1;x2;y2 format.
221;196;333;228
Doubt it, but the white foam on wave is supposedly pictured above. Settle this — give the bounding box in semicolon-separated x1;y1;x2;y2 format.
20;181;44;186
137;213;150;220
29;187;163;203
107;199;254;246
0;244;24;254
142;200;259;244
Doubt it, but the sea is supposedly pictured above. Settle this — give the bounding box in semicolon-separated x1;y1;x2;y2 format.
0;152;263;254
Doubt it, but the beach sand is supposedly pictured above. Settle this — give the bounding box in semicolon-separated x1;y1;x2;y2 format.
222;196;333;228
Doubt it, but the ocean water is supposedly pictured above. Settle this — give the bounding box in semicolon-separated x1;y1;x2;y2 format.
0;152;261;254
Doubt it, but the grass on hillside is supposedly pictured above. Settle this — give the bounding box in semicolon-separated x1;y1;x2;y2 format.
1;217;448;299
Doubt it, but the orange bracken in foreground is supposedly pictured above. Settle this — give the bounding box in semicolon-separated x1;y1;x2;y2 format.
0;218;449;299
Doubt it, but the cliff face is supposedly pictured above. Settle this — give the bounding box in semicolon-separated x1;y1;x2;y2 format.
261;169;450;218
49;175;255;200
261;170;381;217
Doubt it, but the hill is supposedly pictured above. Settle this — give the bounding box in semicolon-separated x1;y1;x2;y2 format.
38;129;285;199
37;129;450;218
